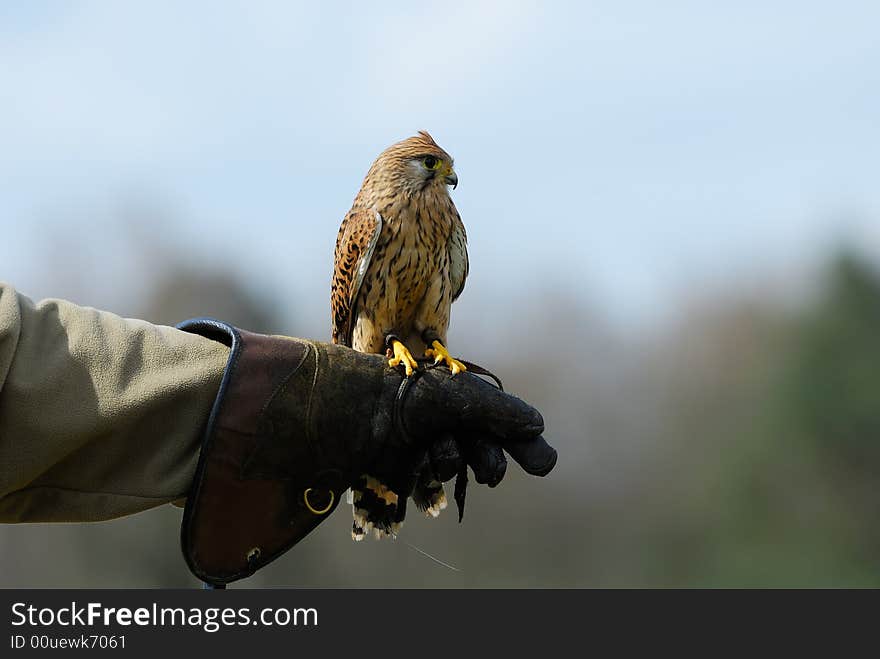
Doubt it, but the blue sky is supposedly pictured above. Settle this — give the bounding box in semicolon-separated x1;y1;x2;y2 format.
2;1;879;332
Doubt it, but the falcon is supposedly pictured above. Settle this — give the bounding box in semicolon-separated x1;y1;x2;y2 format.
331;131;469;540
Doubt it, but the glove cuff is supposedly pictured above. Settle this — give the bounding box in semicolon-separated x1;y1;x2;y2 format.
176;319;345;585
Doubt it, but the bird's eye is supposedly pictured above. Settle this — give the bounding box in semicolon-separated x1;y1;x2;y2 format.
423;155;441;170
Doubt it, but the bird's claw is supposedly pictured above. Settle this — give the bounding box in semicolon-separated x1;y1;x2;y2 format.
388;339;418;377
425;340;467;375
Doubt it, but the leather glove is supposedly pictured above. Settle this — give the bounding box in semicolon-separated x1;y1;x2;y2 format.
176;319;557;585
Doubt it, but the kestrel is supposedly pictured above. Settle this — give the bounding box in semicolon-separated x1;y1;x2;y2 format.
331;131;469;540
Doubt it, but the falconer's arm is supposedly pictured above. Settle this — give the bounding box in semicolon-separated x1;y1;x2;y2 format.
0;283;228;523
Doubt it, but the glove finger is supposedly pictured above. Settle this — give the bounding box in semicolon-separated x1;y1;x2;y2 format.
406;370;544;442
429;433;461;483
463;436;507;487
380;446;428;499
503;435;557;477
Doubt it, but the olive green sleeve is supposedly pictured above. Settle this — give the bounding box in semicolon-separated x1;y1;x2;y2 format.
0;283;229;522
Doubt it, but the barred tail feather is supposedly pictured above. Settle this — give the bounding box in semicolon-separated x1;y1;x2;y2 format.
350;474;400;541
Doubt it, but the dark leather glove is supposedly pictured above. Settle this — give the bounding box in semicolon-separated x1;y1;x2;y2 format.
176;320;557;585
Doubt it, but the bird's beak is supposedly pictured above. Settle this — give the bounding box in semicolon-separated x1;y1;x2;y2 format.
444;169;458;189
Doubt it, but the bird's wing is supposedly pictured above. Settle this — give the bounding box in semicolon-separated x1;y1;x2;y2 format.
331;208;383;346
448;214;469;302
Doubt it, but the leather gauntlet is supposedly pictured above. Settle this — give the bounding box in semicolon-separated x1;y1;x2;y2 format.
176;319;555;585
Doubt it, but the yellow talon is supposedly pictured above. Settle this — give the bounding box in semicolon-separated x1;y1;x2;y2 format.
388;339;418;377
425;340;467;376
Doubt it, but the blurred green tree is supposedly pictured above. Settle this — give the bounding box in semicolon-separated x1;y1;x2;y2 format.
790;252;880;467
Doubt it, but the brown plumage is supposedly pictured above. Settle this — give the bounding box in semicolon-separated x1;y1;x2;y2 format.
331;131;469;540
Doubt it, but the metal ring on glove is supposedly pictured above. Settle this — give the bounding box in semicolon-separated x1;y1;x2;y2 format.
303;488;335;515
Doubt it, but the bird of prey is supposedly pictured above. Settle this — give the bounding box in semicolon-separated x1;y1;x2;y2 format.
331;131;469;540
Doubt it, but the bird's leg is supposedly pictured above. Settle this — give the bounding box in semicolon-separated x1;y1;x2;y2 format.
385;334;418;377
422;330;467;376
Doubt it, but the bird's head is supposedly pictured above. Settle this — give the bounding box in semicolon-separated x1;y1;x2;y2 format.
368;131;458;198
